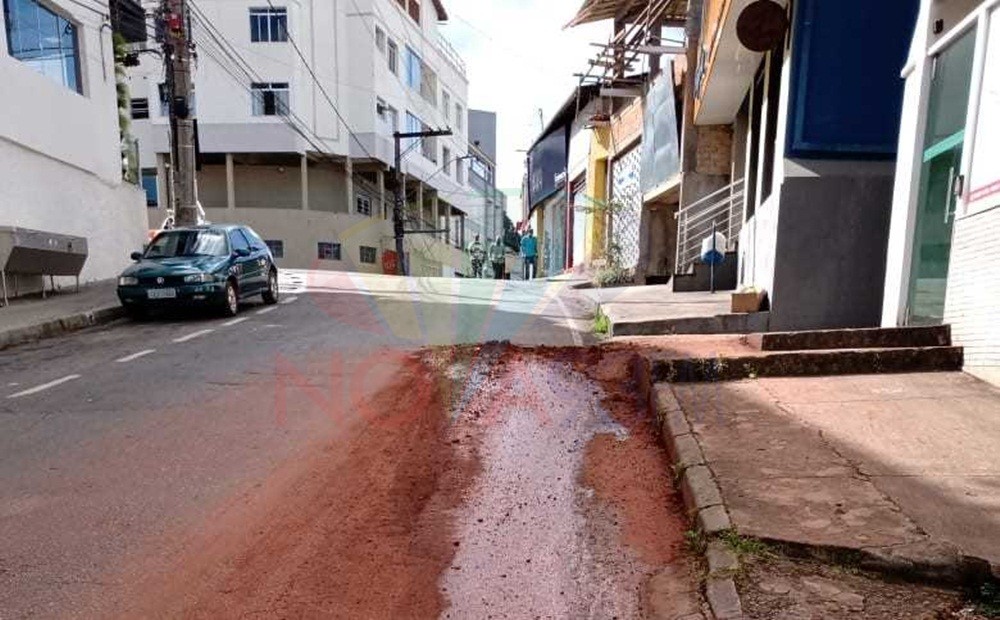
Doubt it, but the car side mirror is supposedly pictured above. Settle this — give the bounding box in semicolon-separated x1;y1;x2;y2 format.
233;248;251;258
130;251;143;261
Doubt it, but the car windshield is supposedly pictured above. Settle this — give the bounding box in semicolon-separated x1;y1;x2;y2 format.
145;230;228;258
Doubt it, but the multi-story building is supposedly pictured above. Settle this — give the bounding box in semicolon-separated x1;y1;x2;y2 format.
1;0;147;293
131;0;479;276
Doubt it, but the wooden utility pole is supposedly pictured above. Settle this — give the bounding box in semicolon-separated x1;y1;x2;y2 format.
392;128;453;276
162;0;199;226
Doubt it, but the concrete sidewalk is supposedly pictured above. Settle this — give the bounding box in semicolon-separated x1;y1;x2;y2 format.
0;279;123;349
587;284;767;336
660;371;1000;580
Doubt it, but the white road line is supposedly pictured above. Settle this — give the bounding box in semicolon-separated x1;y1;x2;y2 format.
173;328;214;343
222;317;248;327
255;306;277;315
8;374;81;399
279;296;298;305
115;349;156;363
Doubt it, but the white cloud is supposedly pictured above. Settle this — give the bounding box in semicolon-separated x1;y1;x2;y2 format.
440;1;608;222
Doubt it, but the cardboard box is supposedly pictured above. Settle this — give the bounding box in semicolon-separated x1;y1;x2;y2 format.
731;291;764;314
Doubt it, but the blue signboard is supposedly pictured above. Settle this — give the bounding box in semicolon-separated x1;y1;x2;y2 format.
787;0;919;158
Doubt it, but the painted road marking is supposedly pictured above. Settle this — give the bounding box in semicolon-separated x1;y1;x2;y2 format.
255;306;277;316
279;296;298;305
222;317;248;327
173;329;214;343
8;374;81;399
115;349;156;363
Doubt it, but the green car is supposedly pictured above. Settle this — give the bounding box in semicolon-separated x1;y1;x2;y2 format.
117;225;279;318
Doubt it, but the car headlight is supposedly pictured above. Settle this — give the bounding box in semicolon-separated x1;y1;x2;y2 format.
183;273;214;283
118;276;139;286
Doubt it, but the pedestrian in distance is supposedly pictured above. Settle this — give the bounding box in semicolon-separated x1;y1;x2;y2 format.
489;235;506;280
467;234;486;279
520;228;537;280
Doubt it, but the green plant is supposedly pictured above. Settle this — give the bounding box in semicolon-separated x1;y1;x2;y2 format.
593;308;610;335
718;530;771;559
684;529;707;555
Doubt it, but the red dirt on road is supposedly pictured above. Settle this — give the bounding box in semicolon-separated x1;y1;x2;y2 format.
106;346;694;618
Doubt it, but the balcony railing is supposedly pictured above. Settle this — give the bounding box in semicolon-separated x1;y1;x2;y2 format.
436;35;467;78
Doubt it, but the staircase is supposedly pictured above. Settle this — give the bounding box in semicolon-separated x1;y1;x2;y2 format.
644;325;964;382
672;179;744;292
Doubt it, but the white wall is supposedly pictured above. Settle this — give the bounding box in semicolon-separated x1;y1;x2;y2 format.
0;0;122;184
1;138;147;283
0;0;147;284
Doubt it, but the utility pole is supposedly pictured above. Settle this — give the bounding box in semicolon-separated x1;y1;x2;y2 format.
161;0;198;226
392;128;453;276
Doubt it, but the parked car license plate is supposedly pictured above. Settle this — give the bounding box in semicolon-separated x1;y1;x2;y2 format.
147;288;177;299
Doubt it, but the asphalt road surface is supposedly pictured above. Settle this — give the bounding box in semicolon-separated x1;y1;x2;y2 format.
0;271;698;618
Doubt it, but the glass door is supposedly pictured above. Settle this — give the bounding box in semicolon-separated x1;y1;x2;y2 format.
906;29;976;325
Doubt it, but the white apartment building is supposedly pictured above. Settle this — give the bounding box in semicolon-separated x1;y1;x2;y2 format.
0;0;147;291
131;0;481;275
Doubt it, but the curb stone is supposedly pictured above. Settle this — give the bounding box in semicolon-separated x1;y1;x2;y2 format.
0;306;125;351
653;382;744;619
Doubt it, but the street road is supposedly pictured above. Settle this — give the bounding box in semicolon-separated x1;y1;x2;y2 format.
0;271;697;618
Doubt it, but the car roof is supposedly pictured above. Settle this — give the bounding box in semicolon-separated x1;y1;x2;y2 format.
165;224;243;233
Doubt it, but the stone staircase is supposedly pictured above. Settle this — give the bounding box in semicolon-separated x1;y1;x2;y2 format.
639;325;963;383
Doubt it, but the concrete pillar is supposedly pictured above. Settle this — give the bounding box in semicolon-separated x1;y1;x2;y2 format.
300;154;309;211
344;156;354;214
225;153;235;210
416;182;424;225
431;194;440;239
376;169;386;219
444;205;451;246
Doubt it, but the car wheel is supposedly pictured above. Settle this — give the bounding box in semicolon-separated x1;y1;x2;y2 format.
262;269;279;305
222;280;239;317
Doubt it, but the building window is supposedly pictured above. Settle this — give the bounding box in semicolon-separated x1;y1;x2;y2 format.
356;194;372;216
408;0;420;24
420;63;437;106
251;82;289;116
141;169;158;206
249;7;287;42
387;39;398;74
405;111;422;152
455;103;465;133
265;239;284;258
377;98;398;136
442;146;451;176
456;160;464;184
317;242;341;260
375;26;385;53
4;0;81;93
442;89;451;118
360;246;377;264
131;98;150;119
405;46;421;90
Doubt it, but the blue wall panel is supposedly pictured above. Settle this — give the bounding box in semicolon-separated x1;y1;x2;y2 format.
787;0;920;158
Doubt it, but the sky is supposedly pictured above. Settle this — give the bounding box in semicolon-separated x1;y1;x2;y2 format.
439;0;609;223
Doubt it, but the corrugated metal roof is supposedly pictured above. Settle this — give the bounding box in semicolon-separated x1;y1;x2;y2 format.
565;0;687;28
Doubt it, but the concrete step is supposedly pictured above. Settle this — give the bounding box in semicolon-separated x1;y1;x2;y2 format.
648;346;964;383
746;325;952;351
611;311;770;337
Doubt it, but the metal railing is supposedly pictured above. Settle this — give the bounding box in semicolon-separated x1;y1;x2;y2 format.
675;178;745;272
